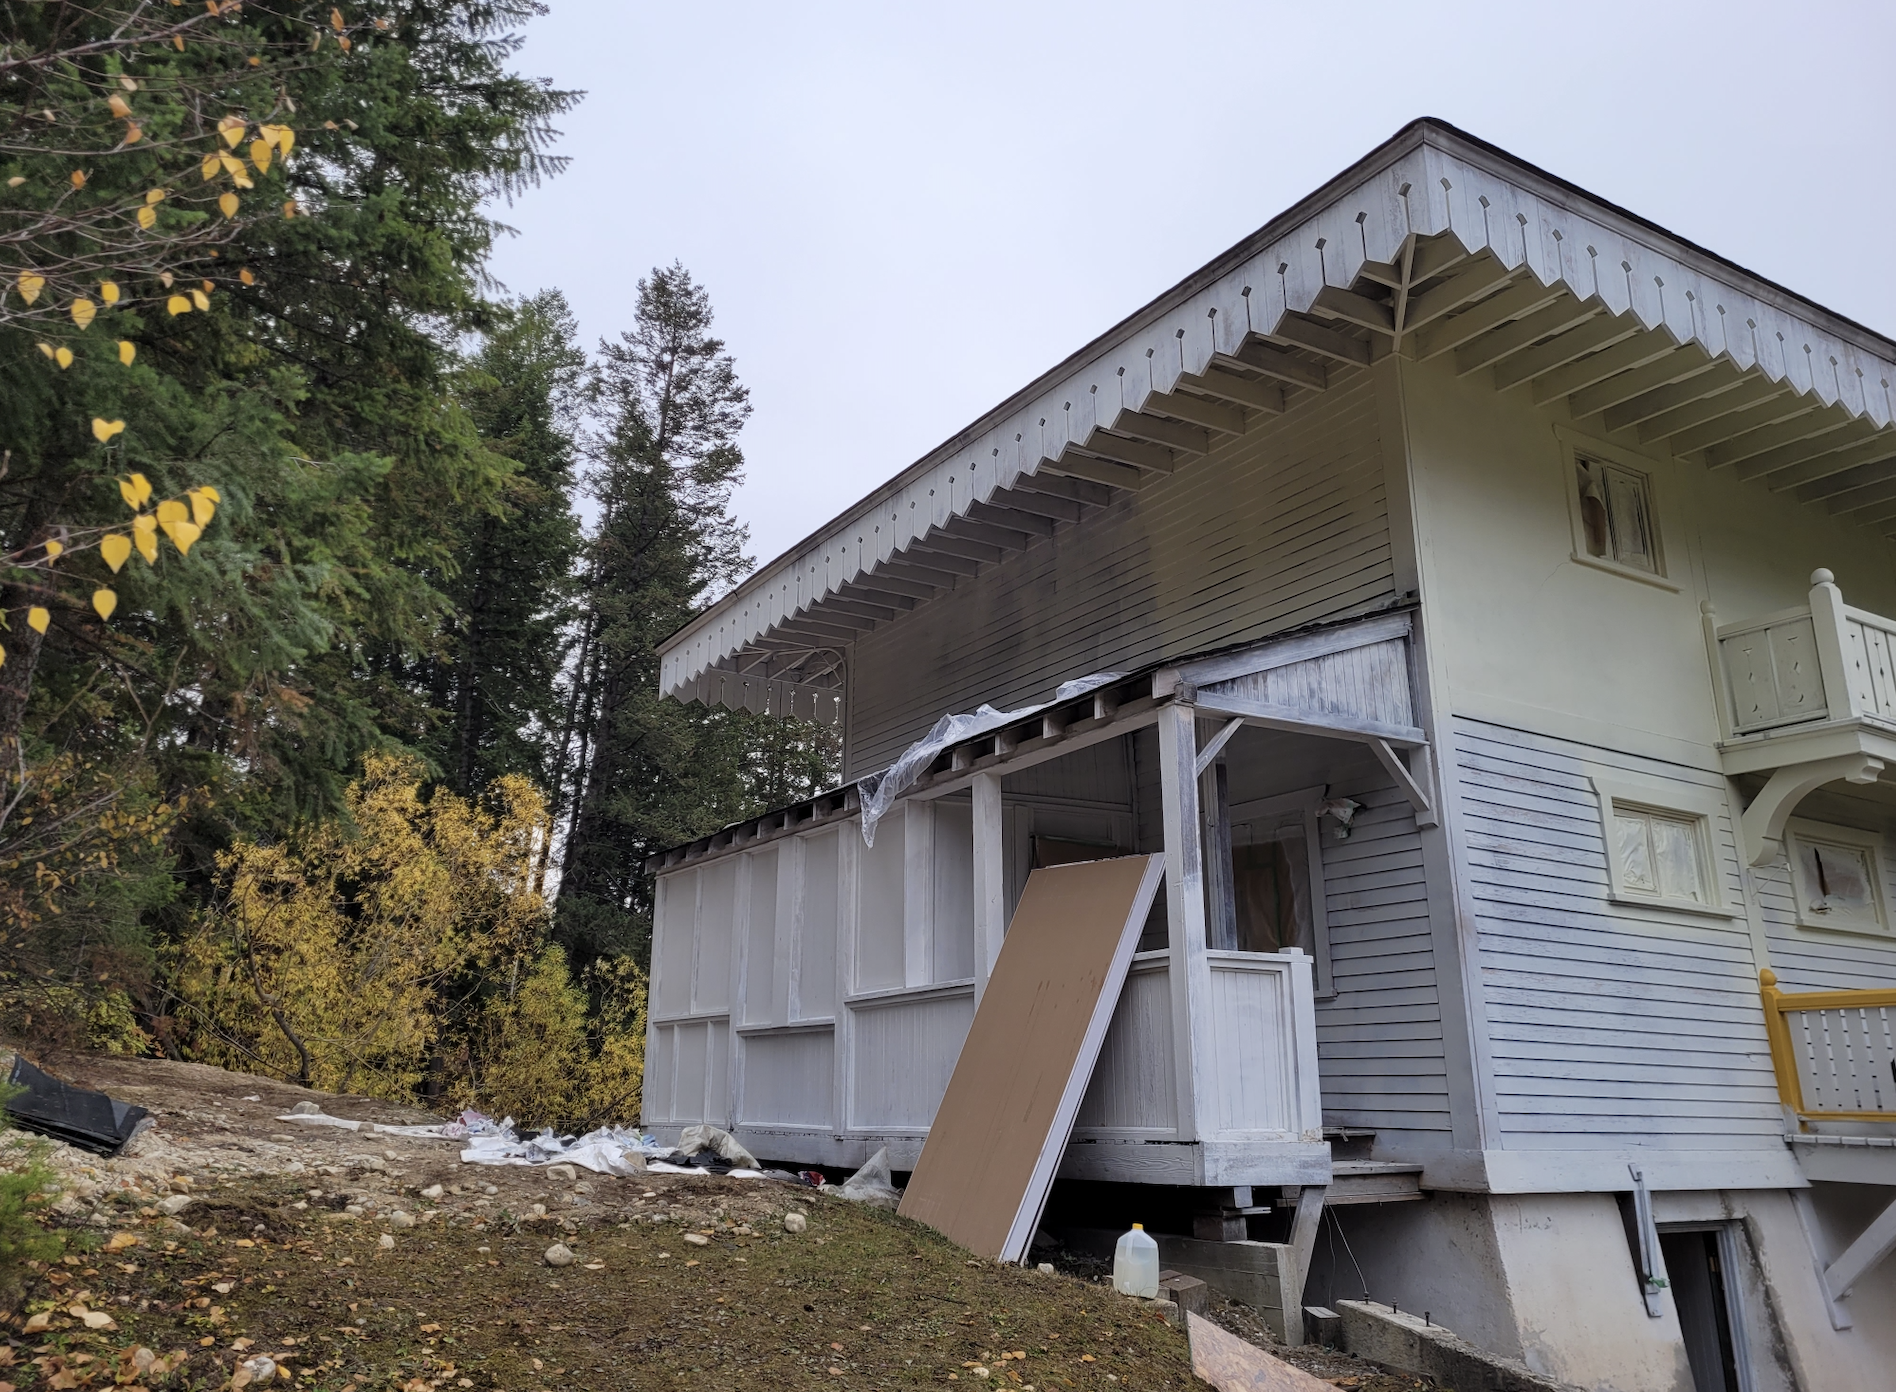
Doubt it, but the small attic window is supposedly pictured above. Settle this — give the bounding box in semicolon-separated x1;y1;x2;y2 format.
1576;456;1658;573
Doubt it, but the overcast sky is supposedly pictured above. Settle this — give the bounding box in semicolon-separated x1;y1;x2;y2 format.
484;0;1896;568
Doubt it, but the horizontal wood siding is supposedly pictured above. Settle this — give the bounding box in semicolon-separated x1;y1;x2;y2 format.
1750;786;1896;991
1452;717;1783;1151
1313;780;1451;1144
846;376;1394;776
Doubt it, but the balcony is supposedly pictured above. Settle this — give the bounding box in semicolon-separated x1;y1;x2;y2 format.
1707;570;1896;865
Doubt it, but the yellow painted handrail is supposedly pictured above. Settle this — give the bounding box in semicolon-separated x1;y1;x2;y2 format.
1758;969;1896;1122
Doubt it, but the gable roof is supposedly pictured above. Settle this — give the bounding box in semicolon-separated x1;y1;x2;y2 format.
659;117;1896;719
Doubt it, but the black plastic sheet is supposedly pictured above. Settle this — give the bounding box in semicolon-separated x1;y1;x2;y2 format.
4;1055;150;1156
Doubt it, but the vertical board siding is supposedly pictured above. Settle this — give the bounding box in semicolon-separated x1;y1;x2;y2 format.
798;831;840;1020
849;994;975;1130
847;375;1394;776
695;860;736;1014
739;1031;836;1127
1207;961;1296;1134
653;869;695;1019
1452;717;1784;1150
1312;783;1451;1142
856;809;906;992
932;802;976;982
1076;962;1177;1133
742;849;777;1026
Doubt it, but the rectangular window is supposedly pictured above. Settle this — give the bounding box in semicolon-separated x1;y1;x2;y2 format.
1577;457;1658;573
1589;773;1731;917
1785;820;1889;936
1230;825;1315;956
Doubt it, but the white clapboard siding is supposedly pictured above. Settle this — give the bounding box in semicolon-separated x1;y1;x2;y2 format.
847;375;1392;775
1451;717;1785;1149
1313;784;1452;1141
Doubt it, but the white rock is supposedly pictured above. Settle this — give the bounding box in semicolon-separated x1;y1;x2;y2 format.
483;1184;498;1196
544;1243;575;1267
1037;1263;1056;1275
378;1233;395;1250
420;1184;444;1200
783;1212;808;1233
290;1101;322;1116
159;1194;194;1215
683;1232;710;1247
389;1210;415;1229
239;1355;277;1384
529;1204;547;1219
545;1163;577;1182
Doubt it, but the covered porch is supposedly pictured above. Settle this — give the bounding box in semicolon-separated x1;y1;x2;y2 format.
642;610;1436;1196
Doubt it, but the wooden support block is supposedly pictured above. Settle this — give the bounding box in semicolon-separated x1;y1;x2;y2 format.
1159;1272;1210;1318
1194;1212;1248;1243
1302;1307;1342;1348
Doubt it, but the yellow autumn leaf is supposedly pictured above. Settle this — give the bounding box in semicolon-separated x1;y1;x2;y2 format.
108;94;132;119
101;279;120;302
173;34;184;51
159;271;174;288
133;515;158;564
162;519;202;554
93;588;117;620
6;176;23;187
201;154;220;181
283;201;298;219
55;346;73;369
36;343;54;360
0;644;7;668
27;607;49;635
156;499;187;524
118;340;136;366
70;169;86;189
100;536;131;573
219;153;243;177
146;188;166;207
190;289;209;311
70;298;96;330
331;6;345;30
123;122;142;145
44;539;63;561
196;485;221;502
137;205;156;230
271;124;295;156
92;418;125;443
17;273;44;305
249;138;273;173
218;114;246;148
127;473;153;505
239;268;255;286
218;192;238;218
338;35;352;51
167;294;190;315
188;489;218;526
118;76;137;92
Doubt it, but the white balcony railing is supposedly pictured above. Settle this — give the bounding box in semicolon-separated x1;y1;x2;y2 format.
1712;569;1896;737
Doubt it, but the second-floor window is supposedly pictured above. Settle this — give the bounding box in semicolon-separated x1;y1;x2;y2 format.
1576;456;1659;574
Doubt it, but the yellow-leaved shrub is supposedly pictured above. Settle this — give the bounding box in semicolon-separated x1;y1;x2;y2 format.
175;753;645;1127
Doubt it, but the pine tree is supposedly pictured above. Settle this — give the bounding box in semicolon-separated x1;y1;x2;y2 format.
552;265;762;970
420;290;585;796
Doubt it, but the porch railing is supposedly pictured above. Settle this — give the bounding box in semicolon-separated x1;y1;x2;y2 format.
1759;969;1896;1123
1711;569;1896;737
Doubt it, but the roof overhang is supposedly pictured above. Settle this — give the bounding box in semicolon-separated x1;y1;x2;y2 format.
660;118;1896;721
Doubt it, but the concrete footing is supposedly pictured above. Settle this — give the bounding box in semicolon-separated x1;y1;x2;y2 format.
1337;1301;1580;1391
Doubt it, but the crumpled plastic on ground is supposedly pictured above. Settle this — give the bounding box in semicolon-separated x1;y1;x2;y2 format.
835;1146;902;1209
460;1122;660;1176
856;672;1123;847
274;1103;461;1139
678;1123;759;1170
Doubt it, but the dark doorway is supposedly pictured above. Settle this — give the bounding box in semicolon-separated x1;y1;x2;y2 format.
1659;1228;1742;1392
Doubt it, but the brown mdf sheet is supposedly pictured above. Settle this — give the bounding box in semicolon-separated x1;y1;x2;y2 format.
898;853;1163;1262
1187;1313;1335;1391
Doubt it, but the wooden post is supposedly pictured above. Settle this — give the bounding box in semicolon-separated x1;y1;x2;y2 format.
972;772;1006;1004
1808;568;1860;721
1158;701;1213;1143
1203;757;1237;951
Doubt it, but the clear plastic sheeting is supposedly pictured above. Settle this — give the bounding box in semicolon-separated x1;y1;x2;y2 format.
836;1146;902;1209
460;1119;662;1176
856;672;1123;847
677;1123;759;1170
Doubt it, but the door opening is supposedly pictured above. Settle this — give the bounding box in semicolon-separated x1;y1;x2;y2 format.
1658;1228;1742;1392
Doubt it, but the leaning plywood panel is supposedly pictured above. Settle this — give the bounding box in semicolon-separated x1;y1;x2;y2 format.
898;853;1164;1262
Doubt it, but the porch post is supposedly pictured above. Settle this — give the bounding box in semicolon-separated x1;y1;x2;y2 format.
1157;701;1214;1142
971;771;1006;1004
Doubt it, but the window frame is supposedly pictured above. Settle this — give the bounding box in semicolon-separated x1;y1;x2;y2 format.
1783;817;1892;939
1588;772;1734;918
1225;784;1334;998
1557;428;1681;592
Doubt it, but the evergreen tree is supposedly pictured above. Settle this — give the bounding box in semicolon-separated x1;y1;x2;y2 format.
419;290;585;796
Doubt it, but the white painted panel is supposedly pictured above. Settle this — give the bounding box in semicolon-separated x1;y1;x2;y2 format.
743;848;778;1026
932;800;976;983
653;869;696;1019
1205;637;1414;730
695;859;736;1014
856;806;906;991
644;1021;674;1124
798;831;839;1020
1207;961;1295;1134
740;1030;835;1127
849;992;975;1130
669;1021;710;1124
1075;963;1176;1132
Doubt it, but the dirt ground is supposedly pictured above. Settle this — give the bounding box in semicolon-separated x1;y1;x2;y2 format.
4;1053;1437;1391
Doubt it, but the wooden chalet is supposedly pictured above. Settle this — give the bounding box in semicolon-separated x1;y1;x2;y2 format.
642;119;1896;1391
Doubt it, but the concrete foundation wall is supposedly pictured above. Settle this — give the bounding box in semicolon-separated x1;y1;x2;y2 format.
1301;1188;1896;1392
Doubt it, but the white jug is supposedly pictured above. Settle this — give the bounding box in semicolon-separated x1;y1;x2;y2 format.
1112;1222;1159;1298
